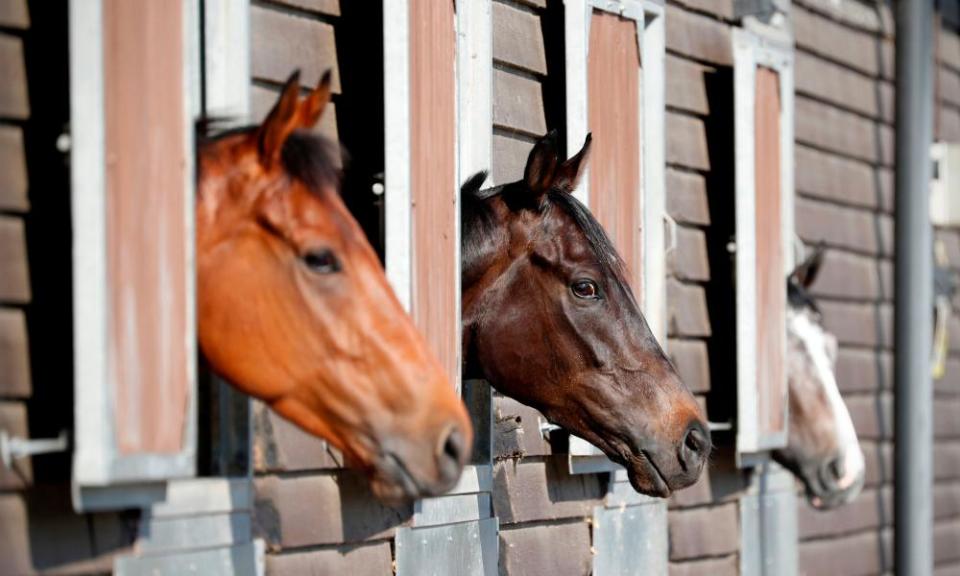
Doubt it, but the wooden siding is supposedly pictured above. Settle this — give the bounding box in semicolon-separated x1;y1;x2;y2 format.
588;10;643;293
103;0;190;454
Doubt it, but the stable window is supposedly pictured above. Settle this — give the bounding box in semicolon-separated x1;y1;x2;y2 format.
70;0;201;508
564;0;667;472
732;22;795;464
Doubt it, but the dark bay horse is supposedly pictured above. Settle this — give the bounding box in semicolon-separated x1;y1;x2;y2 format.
196;71;471;501
775;248;865;509
461;132;710;496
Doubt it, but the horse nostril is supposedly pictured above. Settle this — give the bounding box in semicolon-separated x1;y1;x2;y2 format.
680;422;710;471
436;425;467;484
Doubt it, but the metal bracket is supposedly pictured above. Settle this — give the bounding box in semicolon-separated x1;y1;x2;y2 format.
1;429;69;469
538;418;562;440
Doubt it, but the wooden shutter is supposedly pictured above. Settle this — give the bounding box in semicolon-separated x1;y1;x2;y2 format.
733;27;795;461
71;0;198;497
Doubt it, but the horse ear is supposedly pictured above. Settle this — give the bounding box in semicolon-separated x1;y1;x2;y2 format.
524;130;560;197
298;70;332;129
792;243;825;289
258;70;302;169
554;133;592;194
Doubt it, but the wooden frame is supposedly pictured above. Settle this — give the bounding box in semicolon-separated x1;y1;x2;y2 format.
564;0;667;472
733;22;795;464
70;0;201;507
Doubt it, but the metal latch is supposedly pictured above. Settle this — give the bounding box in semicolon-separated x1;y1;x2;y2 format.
1;430;69;469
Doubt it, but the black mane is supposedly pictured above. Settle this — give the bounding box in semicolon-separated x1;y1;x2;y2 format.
788;278;821;315
461;172;631;293
197;119;343;196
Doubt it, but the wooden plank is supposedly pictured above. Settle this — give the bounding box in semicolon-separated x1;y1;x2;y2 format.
808;249;883;301
937;443;960;481
667;279;711;337
666;169;710;226
846;393;894;440
254;474;412;549
795;51;894;122
936;399;960;439
492;1;547;75
0;0;28;29
936;522;960;565
861;440;892;487
266;542;392;576
666;112;710;171
796;196;894;256
252;400;343;473
0;125;27;212
943;105;960;142
0;216;29;304
794;5;895;80
410;0;458;382
267;0;340;16
665;55;713;116
939;67;960;108
665;5;732;66
492;132;535;185
798;487;891;539
667;338;710;394
934;483;960;521
492;457;605;524
669;226;709;282
798;530;891;576
796;96;895;166
942;28;960;73
0;34;29;120
669;556;738;576
103;0;189;455
0;401;31;489
0;308;30;397
836;348;892;394
589;10;642;293
819;301;893;349
250;5;341;92
499;522;592;576
795;144;894;212
667;503;739;560
493;69;547;137
794;0;893;36
670;0;733;20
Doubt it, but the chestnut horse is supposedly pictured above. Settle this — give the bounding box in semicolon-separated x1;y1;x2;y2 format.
775;248;865;509
461;132;710;496
196;72;471;501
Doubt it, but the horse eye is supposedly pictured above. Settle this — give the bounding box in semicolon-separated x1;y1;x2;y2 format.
571;279;599;299
303;249;341;274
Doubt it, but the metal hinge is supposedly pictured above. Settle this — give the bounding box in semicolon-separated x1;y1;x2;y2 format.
1;430;69;469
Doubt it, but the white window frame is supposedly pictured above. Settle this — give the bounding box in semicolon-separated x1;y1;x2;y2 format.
69;0;200;510
732;20;795;465
563;0;668;474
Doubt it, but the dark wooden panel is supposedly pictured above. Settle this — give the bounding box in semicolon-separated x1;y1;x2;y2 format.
492;457;605;524
0;216;29;303
0;125;27;212
666;169;710;226
798;530;890;576
796;196;894;256
819;301;893;349
794;5;895;79
795;51;894;122
669;226;709;282
665;5;732;66
492;1;547;75
0;401;31;489
667;279;711;337
252;401;343;473
795;144;894;212
499;522;592;576
0;308;30;397
493;69;547;137
0;34;29;119
668;338;710;394
0;0;29;29
796;96;895;166
265;541;392;576
836;348;892;394
798;487;891;539
669;556;738;576
667;503;739;560
250;5;341;92
254;474;412;549
268;0;340;16
666;112;710;171
410;0;458;382
589;10;642;293
492;133;535;185
665;55;713;116
103;0;189;454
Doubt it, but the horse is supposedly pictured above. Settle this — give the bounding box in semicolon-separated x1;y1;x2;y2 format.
774;247;865;509
461;131;711;496
195;71;472;501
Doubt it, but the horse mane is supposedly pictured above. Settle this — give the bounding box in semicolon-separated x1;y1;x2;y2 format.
196;118;344;197
461;171;632;295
